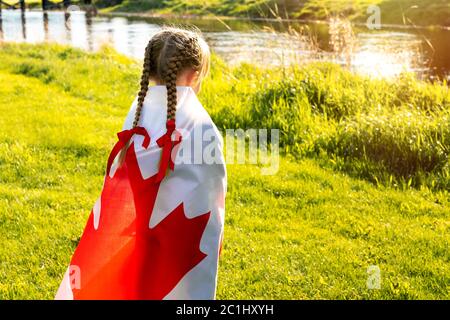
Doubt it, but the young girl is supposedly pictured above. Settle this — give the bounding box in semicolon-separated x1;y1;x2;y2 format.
56;27;226;300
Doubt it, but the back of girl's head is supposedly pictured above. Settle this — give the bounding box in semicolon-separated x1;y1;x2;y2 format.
133;27;211;128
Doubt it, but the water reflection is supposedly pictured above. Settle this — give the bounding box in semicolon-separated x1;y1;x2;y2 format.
0;13;3;42
0;9;448;81
351;32;426;78
20;9;26;40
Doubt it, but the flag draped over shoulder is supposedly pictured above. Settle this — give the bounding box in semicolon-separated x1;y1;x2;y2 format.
56;86;227;300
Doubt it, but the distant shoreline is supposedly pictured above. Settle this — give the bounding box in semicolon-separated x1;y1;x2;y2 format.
98;10;450;32
95;0;450;29
3;4;449;31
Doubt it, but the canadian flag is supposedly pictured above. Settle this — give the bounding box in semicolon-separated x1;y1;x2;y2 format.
55;86;226;300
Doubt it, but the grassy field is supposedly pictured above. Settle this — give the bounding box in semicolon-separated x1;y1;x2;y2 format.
0;43;449;299
96;0;450;27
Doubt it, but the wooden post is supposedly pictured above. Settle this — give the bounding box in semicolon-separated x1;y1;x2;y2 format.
0;9;3;43
42;0;48;11
43;11;49;40
20;0;25;12
21;8;26;40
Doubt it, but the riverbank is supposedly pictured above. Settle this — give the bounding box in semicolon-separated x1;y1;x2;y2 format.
95;0;450;28
5;1;449;28
0;43;449;299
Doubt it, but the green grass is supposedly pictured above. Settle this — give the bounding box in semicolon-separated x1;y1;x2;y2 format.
97;0;450;27
295;0;450;26
203;61;450;191
1;44;448;190
0;43;449;299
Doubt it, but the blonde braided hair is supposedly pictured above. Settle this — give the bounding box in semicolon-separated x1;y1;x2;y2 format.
118;27;210;166
159;34;204;121
133;41;154;128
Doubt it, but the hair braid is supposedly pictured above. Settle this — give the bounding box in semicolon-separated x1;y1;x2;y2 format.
117;41;154;167
133;41;154;128
164;54;183;121
115;28;210;170
163;37;199;121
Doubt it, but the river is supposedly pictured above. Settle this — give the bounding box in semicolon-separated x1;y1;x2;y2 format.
0;9;449;81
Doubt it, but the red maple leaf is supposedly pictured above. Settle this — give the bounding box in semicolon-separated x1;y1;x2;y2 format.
69;140;210;300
